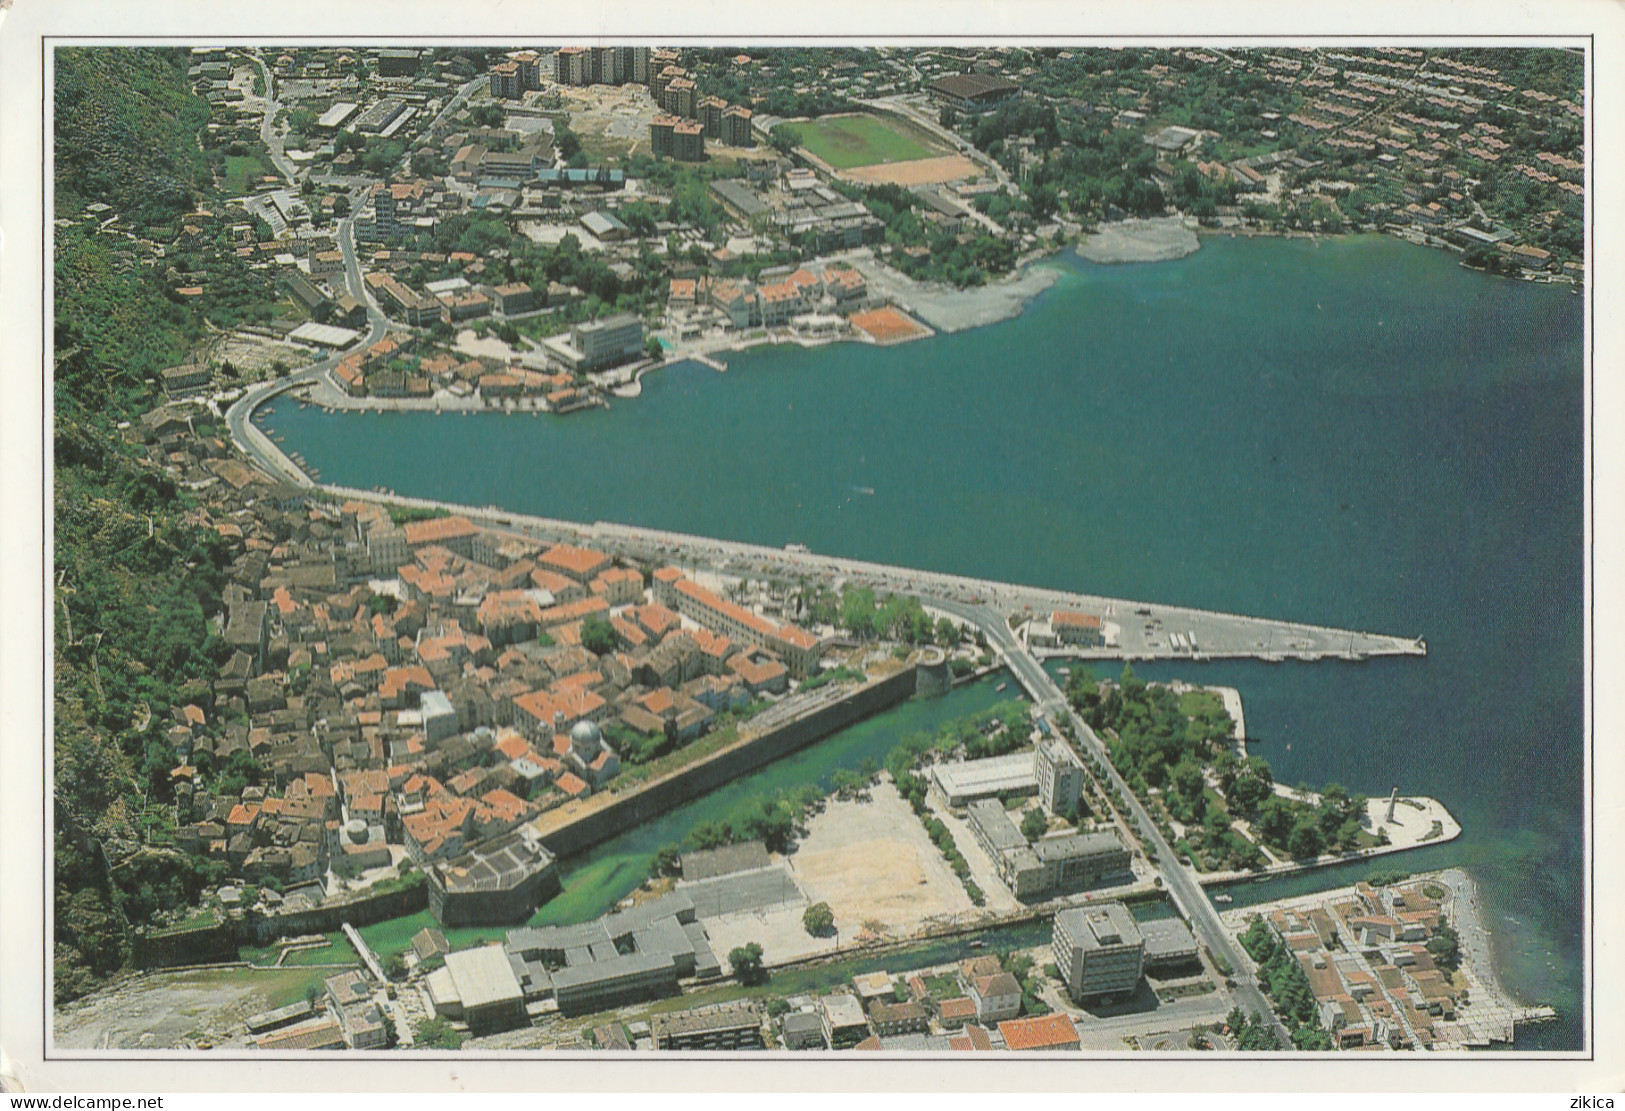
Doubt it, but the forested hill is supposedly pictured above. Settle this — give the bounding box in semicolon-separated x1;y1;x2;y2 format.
53;47;234;1004
55;48;211;223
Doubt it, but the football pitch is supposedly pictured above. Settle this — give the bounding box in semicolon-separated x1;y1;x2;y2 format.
792;113;944;170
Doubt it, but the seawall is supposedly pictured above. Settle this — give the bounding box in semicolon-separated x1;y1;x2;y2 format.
534;667;923;860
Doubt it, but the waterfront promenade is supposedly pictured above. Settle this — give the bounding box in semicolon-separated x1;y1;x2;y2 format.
306;481;1426;667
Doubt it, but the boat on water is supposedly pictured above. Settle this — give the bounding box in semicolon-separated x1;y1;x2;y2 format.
1213;892;1233;904
995;681;1008;692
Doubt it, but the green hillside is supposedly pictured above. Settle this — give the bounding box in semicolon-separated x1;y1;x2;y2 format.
53;48;233;1003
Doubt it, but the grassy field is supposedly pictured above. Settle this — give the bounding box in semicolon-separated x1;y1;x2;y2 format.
222;153;272;195
792;114;941;170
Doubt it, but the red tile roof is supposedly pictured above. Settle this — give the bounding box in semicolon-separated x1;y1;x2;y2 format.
998;1013;1080;1051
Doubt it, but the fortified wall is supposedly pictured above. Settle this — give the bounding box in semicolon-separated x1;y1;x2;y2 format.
538;663;938;860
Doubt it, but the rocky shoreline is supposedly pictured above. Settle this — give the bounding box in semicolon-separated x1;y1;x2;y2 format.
1075;216;1202;264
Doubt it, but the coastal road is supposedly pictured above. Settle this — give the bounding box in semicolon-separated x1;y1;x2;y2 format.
224;212;393;484
936;596;1293;1045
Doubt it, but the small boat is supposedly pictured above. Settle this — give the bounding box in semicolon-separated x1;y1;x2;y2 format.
1213;892;1233;904
995;681;1008;692
967;940;986;950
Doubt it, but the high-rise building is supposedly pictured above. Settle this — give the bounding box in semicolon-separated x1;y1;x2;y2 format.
648;49;680;93
672;120;705;162
489;60;521;100
698;96;727;139
556;45;590;86
649;114;679;159
1035;738;1085;816
722;105;755;148
1053;903;1144;1004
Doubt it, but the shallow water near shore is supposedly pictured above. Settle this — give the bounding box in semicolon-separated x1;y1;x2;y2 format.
264;234;1585;1048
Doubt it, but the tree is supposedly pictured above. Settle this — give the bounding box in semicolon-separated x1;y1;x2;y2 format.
384;951;408;981
728;941;766;985
1020;808;1049;843
1427;921;1462;971
646;335;665;362
768;124;802;155
332;195;351;219
1287;817;1325;860
580;612;617;655
414;1017;464;1049
802;902;835;937
651;843;681;878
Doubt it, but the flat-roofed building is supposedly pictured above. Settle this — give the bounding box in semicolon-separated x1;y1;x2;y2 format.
439;944;527;1034
544;313;645;374
781;1009;827;1049
968;799;1129;900
651;1001;763;1050
317;102;359;130
821;993;870;1049
1140;917;1200;971
376;48;421;78
1053;902;1144;1004
354;99;407;135
931;752;1038;808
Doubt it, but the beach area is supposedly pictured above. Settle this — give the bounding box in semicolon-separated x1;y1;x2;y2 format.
1218;866;1556;1046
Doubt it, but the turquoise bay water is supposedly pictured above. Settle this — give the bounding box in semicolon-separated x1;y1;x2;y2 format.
267;236;1584;1047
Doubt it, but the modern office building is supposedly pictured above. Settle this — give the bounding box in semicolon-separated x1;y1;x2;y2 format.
543;313;645;374
1053;902;1145;1004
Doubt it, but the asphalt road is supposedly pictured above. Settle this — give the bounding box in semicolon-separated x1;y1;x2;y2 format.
223;212;392;484
956;601;1294;1046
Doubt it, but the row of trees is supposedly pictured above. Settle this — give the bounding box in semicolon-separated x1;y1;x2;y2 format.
1239;918;1334;1050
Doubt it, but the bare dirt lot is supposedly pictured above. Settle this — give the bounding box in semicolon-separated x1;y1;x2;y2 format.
558;84;659;162
842;153;982;187
788;778;973;940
